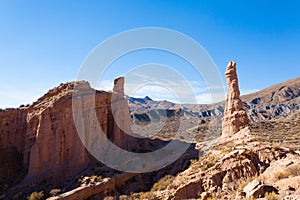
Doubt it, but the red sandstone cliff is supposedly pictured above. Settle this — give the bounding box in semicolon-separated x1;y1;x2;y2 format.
0;77;133;185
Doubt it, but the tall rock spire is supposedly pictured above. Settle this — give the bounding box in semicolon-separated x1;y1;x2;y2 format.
222;61;249;137
113;77;125;94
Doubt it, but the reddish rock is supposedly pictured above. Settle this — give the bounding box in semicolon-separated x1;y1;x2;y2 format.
113;77;125;94
222;61;249;137
0;77;134;185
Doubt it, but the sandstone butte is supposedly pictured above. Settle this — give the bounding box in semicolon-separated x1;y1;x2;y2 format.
222;61;249;137
0;77;134;185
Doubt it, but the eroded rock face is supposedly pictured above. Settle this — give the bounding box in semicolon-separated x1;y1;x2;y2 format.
0;77;134;185
222;61;249;137
113;77;125;94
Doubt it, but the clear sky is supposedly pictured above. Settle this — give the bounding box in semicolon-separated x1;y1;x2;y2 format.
1;0;300;108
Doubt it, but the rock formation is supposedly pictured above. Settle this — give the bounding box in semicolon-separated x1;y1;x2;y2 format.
222;61;249;137
113;77;125;94
0;77;134;185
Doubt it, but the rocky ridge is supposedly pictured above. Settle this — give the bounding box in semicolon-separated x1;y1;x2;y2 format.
126;62;300;200
0;79;134;194
0;63;299;200
0;78;199;200
129;76;300;141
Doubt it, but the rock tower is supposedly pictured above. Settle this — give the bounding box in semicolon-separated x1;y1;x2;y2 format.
222;61;249;137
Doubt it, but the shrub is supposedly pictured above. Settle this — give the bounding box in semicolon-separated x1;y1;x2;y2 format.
90;175;102;183
27;191;44;200
238;180;248;191
247;196;255;200
288;165;300;176
265;191;278;200
198;152;222;171
152;175;175;191
139;192;157;200
49;189;61;197
274;171;291;180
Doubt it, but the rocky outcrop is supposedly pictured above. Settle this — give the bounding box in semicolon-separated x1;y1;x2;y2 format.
146;127;299;200
111;76;134;149
129;76;300;141
113;77;125;94
0;77;135;186
222;61;249;137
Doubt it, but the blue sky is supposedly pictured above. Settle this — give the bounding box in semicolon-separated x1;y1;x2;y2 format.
0;1;300;107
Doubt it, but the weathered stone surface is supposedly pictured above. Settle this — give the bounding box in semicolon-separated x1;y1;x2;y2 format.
113;77;125;94
222;61;249;137
243;178;265;198
173;179;203;199
0;77;135;185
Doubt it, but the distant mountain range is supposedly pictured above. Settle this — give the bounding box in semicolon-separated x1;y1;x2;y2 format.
128;77;300;141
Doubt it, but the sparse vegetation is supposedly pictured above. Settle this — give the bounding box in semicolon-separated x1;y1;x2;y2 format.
49;189;61;197
198;151;222;171
246;196;255;200
288;165;300;176
27;191;44;200
238;180;248;191
274;170;291;180
152;175;175;191
264;191;278;200
206;197;216;200
139;192;157;200
238;174;258;191
90;175;103;183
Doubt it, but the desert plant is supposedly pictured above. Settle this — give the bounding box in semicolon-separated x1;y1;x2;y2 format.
274;170;291;180
264;191;278;200
238;180;248;191
90;175;103;183
206;197;216;200
27;191;44;200
288;165;300;176
152;175;175;191
49;189;61;197
139;192;157;200
246;196;255;200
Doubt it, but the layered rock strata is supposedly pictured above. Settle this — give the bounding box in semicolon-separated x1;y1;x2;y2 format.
0;77;134;185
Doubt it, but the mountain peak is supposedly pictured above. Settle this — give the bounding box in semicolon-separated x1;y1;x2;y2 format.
144;96;152;101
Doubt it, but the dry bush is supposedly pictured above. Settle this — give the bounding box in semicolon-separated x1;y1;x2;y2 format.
49;189;61;197
288;165;300;176
27;191;44;200
152;175;175;191
139;192;157;200
238;180;248;191
198;152;222;171
90;175;103;183
274;171;291;180
264;191;278;200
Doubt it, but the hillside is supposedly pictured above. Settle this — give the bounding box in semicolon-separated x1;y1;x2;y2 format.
130;77;300;142
0;75;299;200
